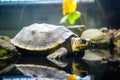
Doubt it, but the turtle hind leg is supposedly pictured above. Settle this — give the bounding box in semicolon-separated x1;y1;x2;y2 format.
47;47;68;67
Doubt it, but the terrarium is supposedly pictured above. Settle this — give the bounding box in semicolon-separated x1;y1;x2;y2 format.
0;0;120;80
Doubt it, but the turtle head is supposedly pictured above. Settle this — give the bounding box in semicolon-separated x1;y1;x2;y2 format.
71;37;91;52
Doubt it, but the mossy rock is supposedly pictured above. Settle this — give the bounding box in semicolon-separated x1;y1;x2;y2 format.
0;36;20;74
0;36;20;59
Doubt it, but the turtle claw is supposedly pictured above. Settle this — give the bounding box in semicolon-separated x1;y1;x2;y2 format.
47;57;67;67
47;53;68;67
47;47;68;67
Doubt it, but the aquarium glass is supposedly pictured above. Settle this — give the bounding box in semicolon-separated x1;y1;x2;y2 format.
0;0;120;80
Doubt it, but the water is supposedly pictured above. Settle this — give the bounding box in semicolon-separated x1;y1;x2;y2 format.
0;47;120;80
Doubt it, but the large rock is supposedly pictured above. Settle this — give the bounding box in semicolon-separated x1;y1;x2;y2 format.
0;36;20;74
0;36;20;59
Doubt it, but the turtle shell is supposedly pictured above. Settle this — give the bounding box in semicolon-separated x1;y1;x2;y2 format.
11;23;76;51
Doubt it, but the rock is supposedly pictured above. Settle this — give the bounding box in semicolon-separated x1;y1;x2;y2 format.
0;36;20;59
67;25;86;36
0;36;20;74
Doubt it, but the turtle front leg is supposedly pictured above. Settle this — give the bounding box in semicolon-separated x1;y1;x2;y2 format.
47;47;68;67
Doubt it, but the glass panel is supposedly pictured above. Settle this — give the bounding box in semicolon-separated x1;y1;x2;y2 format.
0;0;95;3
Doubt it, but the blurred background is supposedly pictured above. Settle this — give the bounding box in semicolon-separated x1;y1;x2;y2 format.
0;0;120;37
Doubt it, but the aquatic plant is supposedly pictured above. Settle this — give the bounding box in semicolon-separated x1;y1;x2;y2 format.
60;0;81;25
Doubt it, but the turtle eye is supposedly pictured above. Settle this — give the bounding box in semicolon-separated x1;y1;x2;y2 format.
79;38;86;44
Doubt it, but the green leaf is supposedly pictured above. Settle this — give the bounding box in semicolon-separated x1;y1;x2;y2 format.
60;15;68;24
68;11;81;25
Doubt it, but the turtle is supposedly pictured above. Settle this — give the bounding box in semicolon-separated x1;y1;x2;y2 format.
81;27;110;47
11;23;90;66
